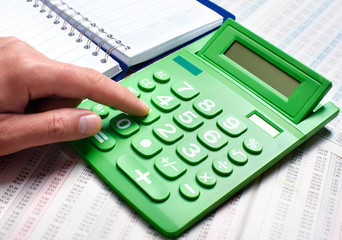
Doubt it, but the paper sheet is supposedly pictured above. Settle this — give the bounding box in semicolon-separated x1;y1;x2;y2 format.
1;0;341;239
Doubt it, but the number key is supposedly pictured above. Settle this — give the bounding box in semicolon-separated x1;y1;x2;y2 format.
110;113;140;137
217;114;247;137
193;98;222;118
151;90;180;112
173;109;203;131
176;140;208;165
153;122;183;144
171;81;199;100
197;127;228;151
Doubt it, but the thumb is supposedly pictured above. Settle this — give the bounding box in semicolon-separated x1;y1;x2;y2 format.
0;109;102;156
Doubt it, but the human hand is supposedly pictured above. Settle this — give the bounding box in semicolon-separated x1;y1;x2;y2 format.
0;37;149;156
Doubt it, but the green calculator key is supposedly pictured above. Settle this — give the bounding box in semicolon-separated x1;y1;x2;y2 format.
70;19;339;238
91;104;109;119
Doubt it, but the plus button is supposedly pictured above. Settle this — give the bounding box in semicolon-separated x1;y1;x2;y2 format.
135;169;152;184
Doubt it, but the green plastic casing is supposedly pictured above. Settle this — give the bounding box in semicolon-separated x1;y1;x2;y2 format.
70;19;339;238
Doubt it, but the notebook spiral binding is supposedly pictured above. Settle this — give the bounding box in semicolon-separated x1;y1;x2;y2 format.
27;0;129;63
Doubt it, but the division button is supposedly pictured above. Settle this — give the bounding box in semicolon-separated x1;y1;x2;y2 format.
212;159;233;176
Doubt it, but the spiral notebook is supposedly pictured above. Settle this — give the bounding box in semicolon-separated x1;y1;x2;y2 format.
0;0;233;79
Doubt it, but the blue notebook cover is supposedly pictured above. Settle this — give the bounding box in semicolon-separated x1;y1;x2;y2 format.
113;0;235;81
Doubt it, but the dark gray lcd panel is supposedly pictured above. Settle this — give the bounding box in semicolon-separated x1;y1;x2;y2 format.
224;41;300;98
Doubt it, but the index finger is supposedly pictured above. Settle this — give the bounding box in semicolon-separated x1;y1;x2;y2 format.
28;60;150;117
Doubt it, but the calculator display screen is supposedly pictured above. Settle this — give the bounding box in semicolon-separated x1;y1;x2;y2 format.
224;41;300;98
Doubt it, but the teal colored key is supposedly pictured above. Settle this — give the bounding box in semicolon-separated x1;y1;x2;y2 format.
197;127;228;151
89;130;116;151
117;155;170;202
110;113;140;137
193;98;222;118
151;90;180;112
154;155;187;180
153;122;183;144
176;140;208;165
217;114;247;137
131;133;162;158
171;80;199;100
173;109;203;131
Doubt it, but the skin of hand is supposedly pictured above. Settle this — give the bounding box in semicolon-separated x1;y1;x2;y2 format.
0;37;149;156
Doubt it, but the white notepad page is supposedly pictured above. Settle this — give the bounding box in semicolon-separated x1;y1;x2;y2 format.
47;0;223;66
0;1;121;78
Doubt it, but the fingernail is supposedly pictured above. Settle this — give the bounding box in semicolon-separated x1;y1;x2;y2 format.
79;114;101;135
141;101;150;115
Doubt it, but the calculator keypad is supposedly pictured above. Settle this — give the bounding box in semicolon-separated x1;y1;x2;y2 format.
85;68;265;204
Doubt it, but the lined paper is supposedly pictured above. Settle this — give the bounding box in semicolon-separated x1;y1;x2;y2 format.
46;0;223;65
0;1;121;78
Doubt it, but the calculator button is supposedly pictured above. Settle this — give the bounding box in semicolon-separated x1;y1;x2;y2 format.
176;141;208;164
197;127;228;151
171;81;199;100
196;170;216;188
228;147;248;165
153;70;170;83
217;114;247;137
193;98;223;118
179;182;200;200
131;134;162;158
117;155;169;202
127;85;141;98
173;109;203;131
243;137;263;154
138;78;156;92
110;113;140;137
91;104;109;119
154;156;187;180
153;122;184;144
89;130;116;151
135;107;160;125
151;91;180;112
212;159;233;176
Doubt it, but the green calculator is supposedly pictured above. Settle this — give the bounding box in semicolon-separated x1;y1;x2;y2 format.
70;19;339;238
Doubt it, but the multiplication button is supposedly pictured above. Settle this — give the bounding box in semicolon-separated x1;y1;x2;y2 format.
117;155;170;202
196;170;216;188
